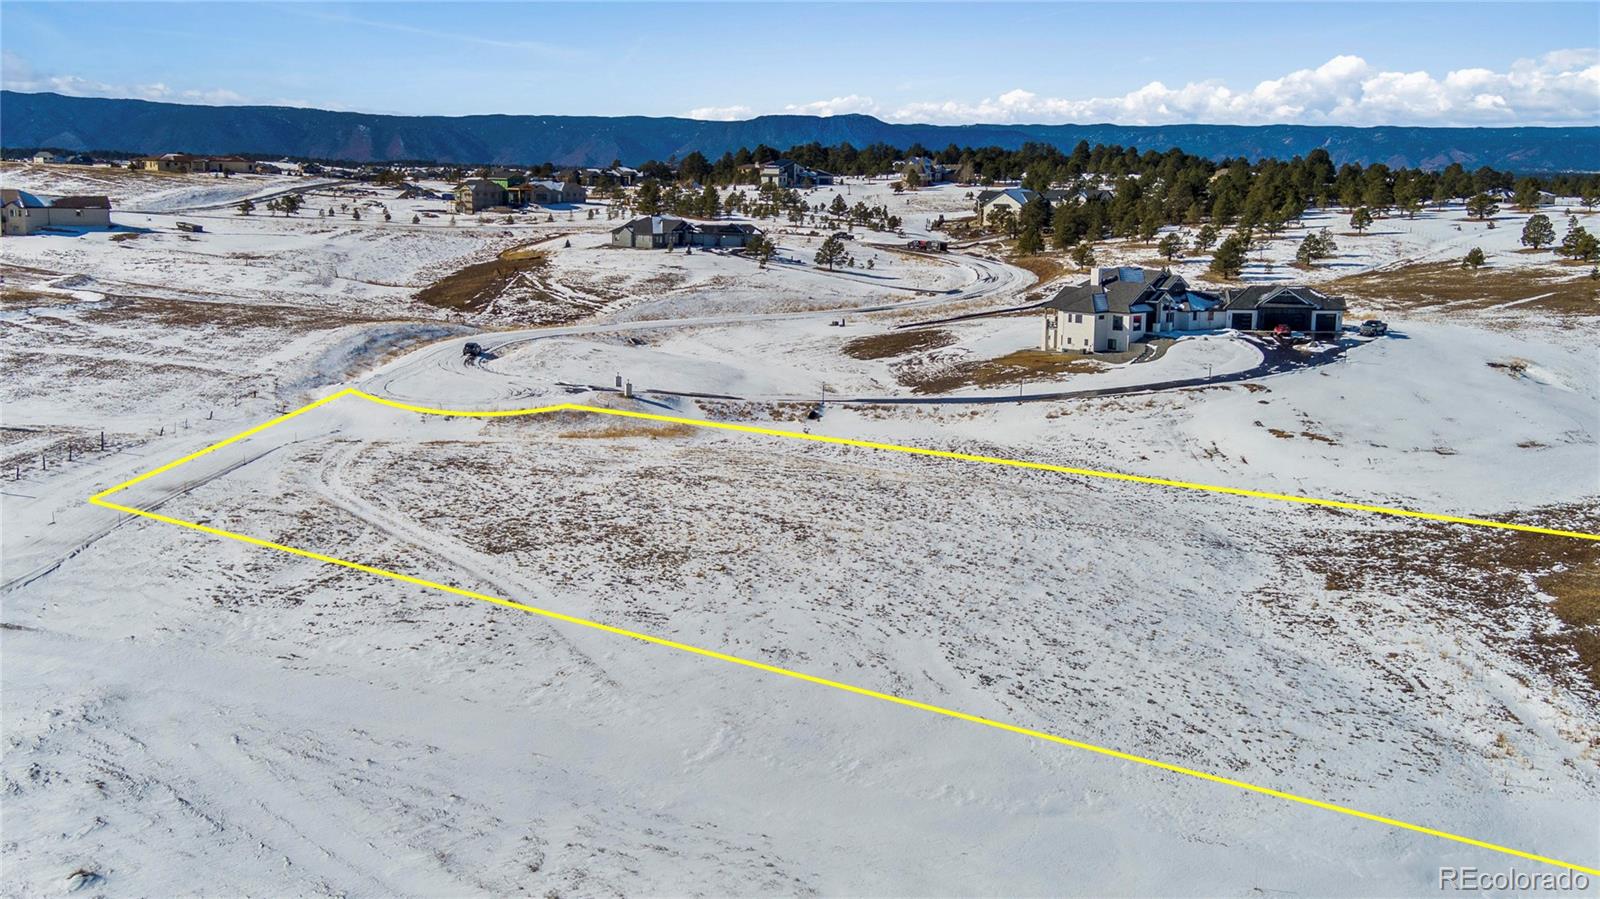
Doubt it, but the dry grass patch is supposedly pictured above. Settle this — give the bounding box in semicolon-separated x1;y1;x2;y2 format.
75;293;375;331
842;328;957;360
1009;254;1071;288
1310;502;1600;693
559;421;698;440
415;246;551;313
904;348;1108;394
1325;261;1600;315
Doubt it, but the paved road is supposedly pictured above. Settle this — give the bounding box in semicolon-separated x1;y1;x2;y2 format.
558;335;1364;408
356;248;1034;407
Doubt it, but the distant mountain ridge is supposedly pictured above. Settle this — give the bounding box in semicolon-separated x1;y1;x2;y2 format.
4;91;1596;172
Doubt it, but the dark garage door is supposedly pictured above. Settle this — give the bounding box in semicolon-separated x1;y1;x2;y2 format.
1258;304;1313;331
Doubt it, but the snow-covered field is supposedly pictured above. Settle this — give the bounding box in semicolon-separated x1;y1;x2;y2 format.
3;165;1598;896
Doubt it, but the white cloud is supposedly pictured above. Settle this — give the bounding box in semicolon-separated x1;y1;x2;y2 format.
686;104;754;121
781;94;878;117
688;95;880;120
3;50;256;107
887;51;1600;126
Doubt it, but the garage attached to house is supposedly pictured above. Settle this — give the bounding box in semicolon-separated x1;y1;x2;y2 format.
1222;285;1346;336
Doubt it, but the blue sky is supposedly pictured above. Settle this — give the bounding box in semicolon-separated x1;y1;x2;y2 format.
3;2;1597;125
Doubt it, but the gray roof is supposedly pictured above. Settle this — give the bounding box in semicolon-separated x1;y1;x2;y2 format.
1223;284;1346;312
977;187;1039;206
52;195;111;209
1044;267;1199;316
0;188;46;208
612;215;693;237
695;222;762;236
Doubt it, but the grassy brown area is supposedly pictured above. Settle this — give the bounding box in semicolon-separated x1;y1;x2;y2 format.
698;400;820;422
559;422;698;440
1324;261;1600;315
903;348;1109;394
415;245;550;313
1310;503;1600;694
82;294;376;330
0;288;63;307
1009;254;1070;288
841;328;956;360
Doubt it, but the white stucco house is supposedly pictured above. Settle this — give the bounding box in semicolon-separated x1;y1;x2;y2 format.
1040;267;1227;354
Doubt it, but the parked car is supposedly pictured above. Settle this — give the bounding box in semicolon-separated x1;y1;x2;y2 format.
831;231;854;241
1359;320;1389;337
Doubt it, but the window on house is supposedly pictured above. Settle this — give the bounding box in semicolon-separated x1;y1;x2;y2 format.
1166;312;1174;323
1112;317;1123;331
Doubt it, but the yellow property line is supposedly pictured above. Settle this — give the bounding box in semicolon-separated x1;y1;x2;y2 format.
86;387;1600;876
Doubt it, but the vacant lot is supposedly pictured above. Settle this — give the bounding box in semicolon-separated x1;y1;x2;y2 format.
841;328;957;360
1326;261;1600;315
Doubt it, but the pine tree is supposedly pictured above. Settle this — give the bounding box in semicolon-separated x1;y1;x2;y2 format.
1192;224;1219;253
1015;227;1043;255
1157;232;1183;261
1209;231;1249;279
1069;242;1096;270
986;205;1016;237
1461;247;1486;269
1512;178;1541;211
1558;219;1600;262
1348;206;1374;234
1520;214;1556;250
1465;193;1499;220
815;234;846;270
1294;229;1337;266
636;180;664;215
236;198;255;215
750;235;777;267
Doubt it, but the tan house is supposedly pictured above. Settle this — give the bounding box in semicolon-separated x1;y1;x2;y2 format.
975;187;1039;226
505;179;586;206
2;189;112;235
453;179;510;213
137;153;252;174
